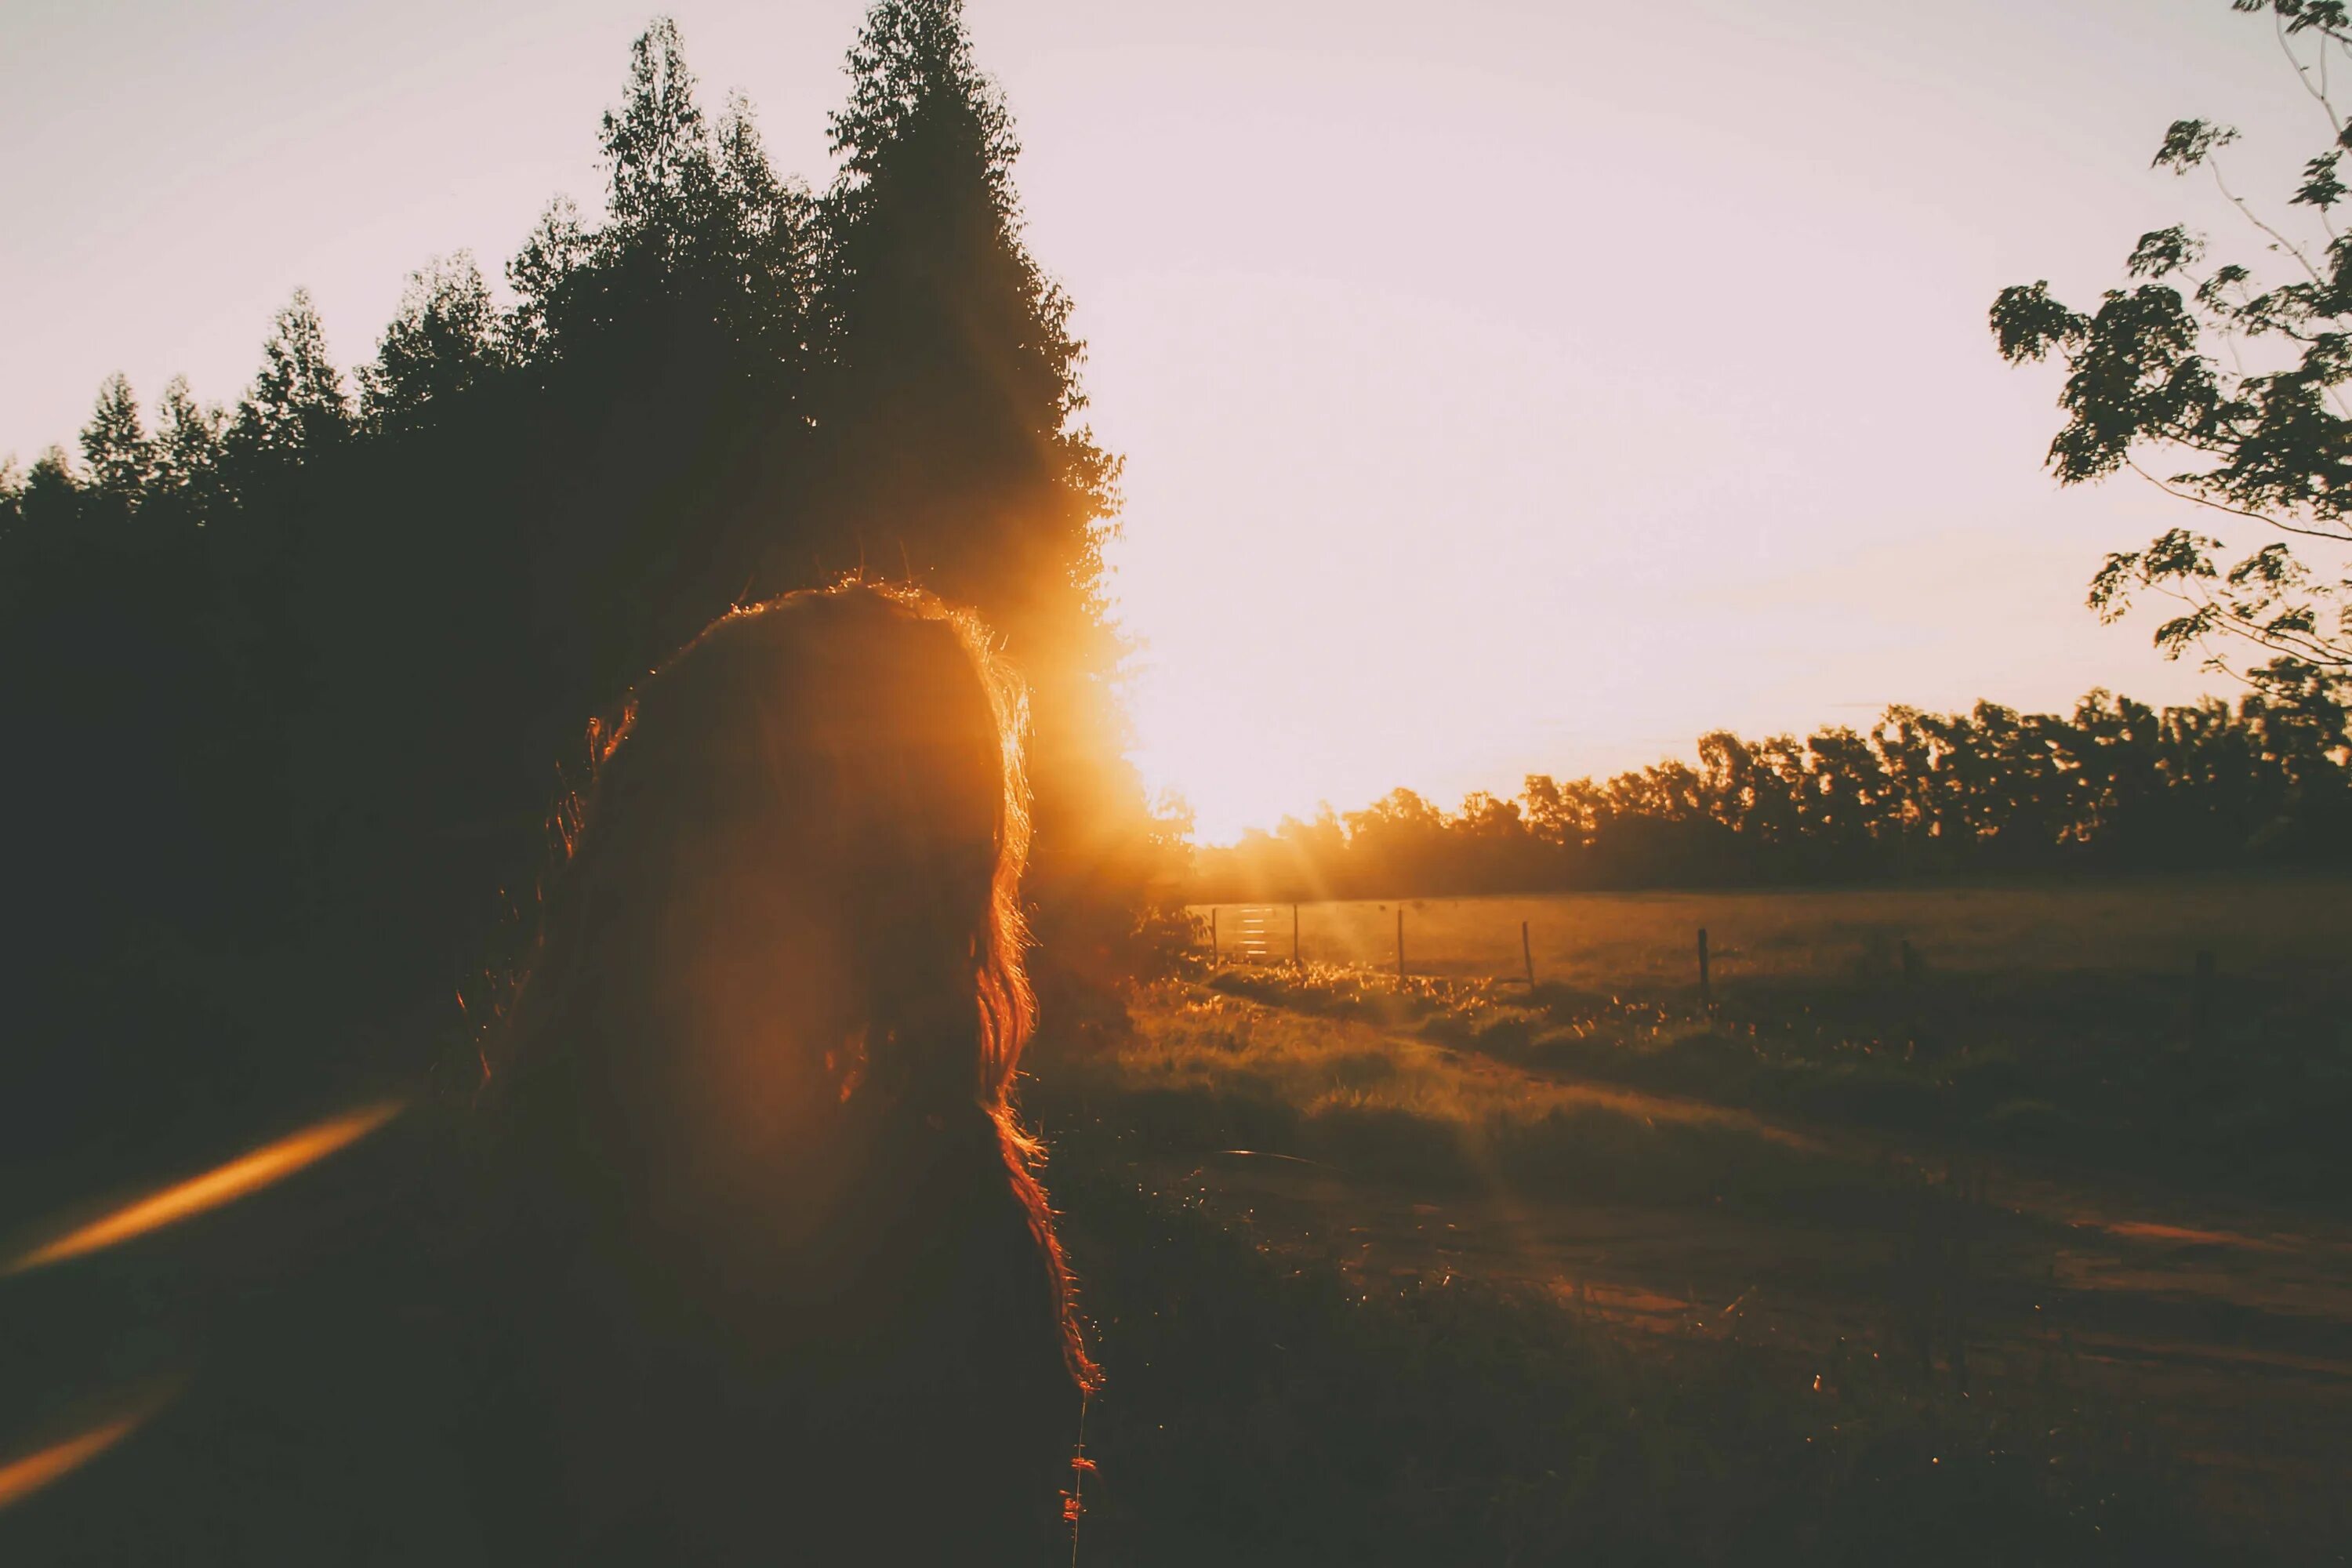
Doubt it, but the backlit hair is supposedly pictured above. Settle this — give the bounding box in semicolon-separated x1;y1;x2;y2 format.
485;578;1090;1386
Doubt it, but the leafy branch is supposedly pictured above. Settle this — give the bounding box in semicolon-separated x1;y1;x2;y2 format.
1994;0;2352;680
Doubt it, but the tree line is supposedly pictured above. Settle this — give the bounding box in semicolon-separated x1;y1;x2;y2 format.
1193;673;2352;902
0;5;1169;1164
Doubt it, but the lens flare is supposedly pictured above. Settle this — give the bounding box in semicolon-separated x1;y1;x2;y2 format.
0;1399;164;1514
4;1102;405;1276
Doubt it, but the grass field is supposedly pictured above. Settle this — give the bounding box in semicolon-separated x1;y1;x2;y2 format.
1033;960;2352;1561
1198;878;2352;988
1189;880;2352;1207
1050;880;2352;1555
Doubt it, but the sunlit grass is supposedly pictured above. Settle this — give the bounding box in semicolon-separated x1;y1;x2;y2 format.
1116;981;1814;1149
1053;979;1860;1218
1196;880;2352;986
1181;887;2352;1207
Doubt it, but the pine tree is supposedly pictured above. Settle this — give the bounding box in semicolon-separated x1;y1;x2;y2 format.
152;375;227;502
505;196;593;365
79;372;153;505
709;92;816;381
818;0;1118;610
24;445;80;503
816;0;1163;1000
14;445;83;535
601;18;715;258
0;456;23;546
230;289;352;461
361;253;499;428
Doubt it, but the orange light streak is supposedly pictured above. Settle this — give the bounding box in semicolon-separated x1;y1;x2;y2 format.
0;1404;157;1513
4;1101;404;1276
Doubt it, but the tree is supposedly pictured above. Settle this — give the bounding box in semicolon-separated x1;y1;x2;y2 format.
814;0;1160;996
14;445;82;532
230;289;351;462
0;12;1188;1178
151;375;227;509
79;372;152;506
505;196;593;365
600;17;715;252
707;92;817;382
361;253;499;428
815;0;1118;614
1991;0;2352;684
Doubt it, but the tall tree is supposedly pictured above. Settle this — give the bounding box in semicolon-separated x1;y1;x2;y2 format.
814;0;1160;996
707;92;817;383
505;196;593;365
816;0;1116;609
151;375;227;508
230;289;352;462
16;445;82;532
601;17;716;261
361;253;499;428
79;372;152;506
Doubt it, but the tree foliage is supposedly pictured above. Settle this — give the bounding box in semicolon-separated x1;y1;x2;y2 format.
360;255;498;430
0;6;1167;1172
812;0;1150;999
79;372;151;505
1993;0;2352;681
1197;673;2352;901
228;288;352;463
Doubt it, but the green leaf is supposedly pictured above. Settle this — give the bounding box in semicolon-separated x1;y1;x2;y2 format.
2153;119;2240;174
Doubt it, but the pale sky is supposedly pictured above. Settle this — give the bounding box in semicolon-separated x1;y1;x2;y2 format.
2;0;2328;840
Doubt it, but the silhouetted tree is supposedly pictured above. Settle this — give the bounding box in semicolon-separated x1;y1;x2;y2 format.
505;197;593;366
809;0;1160;998
151;375;227;514
228;289;352;467
1992;0;2352;683
706;93;817;387
601;18;716;250
0;9;1171;1179
16;445;80;530
360;255;499;429
1195;685;2352;902
79;373;152;507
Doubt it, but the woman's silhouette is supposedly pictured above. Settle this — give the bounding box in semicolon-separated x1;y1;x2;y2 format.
469;582;1091;1564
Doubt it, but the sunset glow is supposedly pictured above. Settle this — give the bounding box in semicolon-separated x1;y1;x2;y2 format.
5;2;2350;1555
4;2;2297;847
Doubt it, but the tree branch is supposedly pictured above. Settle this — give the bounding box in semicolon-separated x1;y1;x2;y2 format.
2128;458;2352;543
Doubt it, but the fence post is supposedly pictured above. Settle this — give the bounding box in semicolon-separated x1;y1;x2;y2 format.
1522;920;1536;991
1210;908;1218;964
1292;903;1301;967
1697;927;1711;1007
1396;908;1406;981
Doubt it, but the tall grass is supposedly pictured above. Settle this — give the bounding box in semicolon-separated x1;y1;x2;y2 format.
1194;949;2352;1207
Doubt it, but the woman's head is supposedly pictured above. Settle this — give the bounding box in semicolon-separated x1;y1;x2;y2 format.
492;581;1040;1220
472;583;1092;1551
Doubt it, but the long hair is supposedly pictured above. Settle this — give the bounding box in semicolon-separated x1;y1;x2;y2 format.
480;579;1092;1411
